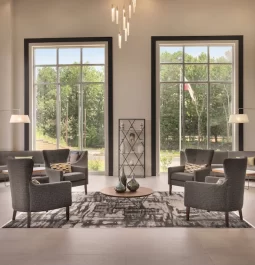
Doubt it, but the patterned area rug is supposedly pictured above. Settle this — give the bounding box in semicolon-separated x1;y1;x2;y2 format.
3;192;252;228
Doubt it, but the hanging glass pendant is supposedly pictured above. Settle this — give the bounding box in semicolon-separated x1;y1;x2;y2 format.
111;5;115;22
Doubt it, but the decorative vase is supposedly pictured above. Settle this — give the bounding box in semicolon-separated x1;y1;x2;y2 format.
129;159;134;166
137;141;144;153
120;167;127;187
115;179;126;193
127;174;140;192
120;139;125;154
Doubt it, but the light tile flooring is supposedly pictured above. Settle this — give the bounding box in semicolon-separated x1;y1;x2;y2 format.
1;174;255;265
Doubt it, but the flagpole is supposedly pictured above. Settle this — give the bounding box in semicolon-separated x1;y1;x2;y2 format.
179;68;182;152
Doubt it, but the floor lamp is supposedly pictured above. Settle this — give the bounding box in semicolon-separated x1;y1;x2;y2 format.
228;108;255;151
0;109;30;186
0;109;30;123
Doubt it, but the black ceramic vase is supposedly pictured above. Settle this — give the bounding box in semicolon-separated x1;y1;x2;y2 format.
127;174;139;192
115;179;126;193
120;167;127;187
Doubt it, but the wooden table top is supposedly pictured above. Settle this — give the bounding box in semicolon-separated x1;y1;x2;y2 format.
2;167;46;174
100;186;153;198
212;168;255;176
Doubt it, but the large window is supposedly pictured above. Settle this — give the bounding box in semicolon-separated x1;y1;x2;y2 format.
154;40;241;173
31;44;107;173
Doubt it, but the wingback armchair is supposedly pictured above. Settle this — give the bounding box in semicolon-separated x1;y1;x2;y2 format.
43;149;88;194
184;158;247;227
7;158;72;228
168;149;214;195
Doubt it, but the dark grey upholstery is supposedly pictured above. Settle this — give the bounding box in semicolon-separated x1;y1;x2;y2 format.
43;149;88;195
168;149;214;195
7;158;72;228
0;150;46;181
184;158;247;227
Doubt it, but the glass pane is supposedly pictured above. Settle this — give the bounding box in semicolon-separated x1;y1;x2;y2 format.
82;66;105;82
83;47;105;64
184;64;208;81
160;64;182;82
34;67;57;84
83;84;105;172
210;64;232;82
34;48;57;65
60;85;80;150
160;46;183;63
210;46;232;63
160;83;180;171
35;84;57;150
184;46;208;63
60;66;81;85
210;83;232;150
183;84;208;149
59;48;81;64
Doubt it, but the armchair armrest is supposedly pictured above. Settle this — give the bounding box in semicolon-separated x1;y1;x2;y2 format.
205;176;222;184
72;151;88;167
71;165;88;178
184;181;227;211
194;167;211;182
45;168;63;182
30;181;72;212
168;165;185;184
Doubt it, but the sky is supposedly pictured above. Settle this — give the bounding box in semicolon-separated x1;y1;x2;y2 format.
34;47;105;65
160;46;232;61
34;45;232;66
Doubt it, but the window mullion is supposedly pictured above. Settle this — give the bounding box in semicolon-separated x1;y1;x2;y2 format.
207;46;210;149
56;48;60;149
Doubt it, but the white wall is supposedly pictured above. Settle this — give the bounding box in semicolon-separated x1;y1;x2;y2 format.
0;0;13;150
1;0;255;175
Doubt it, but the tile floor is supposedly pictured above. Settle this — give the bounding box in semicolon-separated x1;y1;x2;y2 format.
1;174;255;265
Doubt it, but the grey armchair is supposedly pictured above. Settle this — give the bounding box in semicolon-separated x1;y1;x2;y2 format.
184;158;247;227
7;158;72;228
168;149;214;195
43;149;88;195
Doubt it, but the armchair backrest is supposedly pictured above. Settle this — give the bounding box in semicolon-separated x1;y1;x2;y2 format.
7;158;34;212
43;149;70;168
185;149;214;166
223;158;247;211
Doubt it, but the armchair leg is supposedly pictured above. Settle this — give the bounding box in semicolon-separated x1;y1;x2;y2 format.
85;184;87;195
239;210;243;221
186;207;190;221
12;210;17;221
169;184;172;195
225;212;229;227
66;206;70;221
27;212;31;228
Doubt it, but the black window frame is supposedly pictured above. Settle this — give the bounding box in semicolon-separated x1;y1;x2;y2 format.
151;35;243;176
24;37;113;176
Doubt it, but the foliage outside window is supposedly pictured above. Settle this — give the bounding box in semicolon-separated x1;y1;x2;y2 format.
159;45;234;172
33;46;106;172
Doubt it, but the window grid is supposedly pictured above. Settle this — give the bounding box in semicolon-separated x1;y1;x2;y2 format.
33;45;106;150
159;44;234;150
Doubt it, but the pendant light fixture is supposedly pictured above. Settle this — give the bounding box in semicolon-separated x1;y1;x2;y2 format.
111;0;138;49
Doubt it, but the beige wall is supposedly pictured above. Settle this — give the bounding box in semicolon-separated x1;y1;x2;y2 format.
0;0;13;150
1;0;255;175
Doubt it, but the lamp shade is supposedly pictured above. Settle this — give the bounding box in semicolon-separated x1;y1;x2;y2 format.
10;114;30;123
228;114;249;124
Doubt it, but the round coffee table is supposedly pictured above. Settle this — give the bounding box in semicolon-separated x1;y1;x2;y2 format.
100;186;153;209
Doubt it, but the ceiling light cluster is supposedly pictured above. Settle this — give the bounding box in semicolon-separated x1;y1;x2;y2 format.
111;0;137;49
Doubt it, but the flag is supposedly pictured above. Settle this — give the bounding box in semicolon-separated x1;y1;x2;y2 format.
184;77;196;102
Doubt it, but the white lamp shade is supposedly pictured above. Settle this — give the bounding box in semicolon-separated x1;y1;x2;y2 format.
228;114;249;123
10;114;30;123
